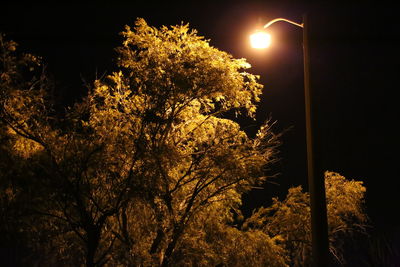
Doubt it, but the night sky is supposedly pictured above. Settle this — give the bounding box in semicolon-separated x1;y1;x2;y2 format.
2;0;400;257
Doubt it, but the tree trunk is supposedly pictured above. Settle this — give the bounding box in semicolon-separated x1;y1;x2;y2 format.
150;229;164;254
86;226;101;267
160;225;183;267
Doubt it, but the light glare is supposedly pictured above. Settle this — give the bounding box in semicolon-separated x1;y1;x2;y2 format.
250;31;271;49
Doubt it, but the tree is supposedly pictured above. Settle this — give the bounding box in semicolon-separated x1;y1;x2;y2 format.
243;171;367;266
87;18;282;266
1;19;279;266
0;33;61;266
0;19;367;267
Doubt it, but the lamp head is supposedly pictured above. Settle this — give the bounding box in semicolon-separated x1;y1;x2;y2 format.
250;30;271;49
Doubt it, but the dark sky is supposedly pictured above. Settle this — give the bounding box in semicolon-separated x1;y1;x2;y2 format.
2;0;399;245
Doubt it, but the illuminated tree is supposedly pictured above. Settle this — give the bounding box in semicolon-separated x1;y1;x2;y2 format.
0;34;59;265
88;18;281;266
243;171;367;266
1;20;279;266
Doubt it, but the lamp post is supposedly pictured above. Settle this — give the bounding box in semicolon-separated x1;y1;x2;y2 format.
250;15;329;266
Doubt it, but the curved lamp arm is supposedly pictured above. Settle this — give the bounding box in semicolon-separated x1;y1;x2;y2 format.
263;18;303;29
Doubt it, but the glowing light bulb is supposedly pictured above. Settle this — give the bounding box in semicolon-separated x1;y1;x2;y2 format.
250;31;271;49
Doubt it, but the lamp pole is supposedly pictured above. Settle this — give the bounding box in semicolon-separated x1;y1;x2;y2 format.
258;14;329;266
302;14;329;267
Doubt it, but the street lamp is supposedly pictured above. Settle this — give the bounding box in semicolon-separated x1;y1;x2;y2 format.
251;15;330;266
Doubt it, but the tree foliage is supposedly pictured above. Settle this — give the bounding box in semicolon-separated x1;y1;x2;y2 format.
244;171;367;266
0;19;367;267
